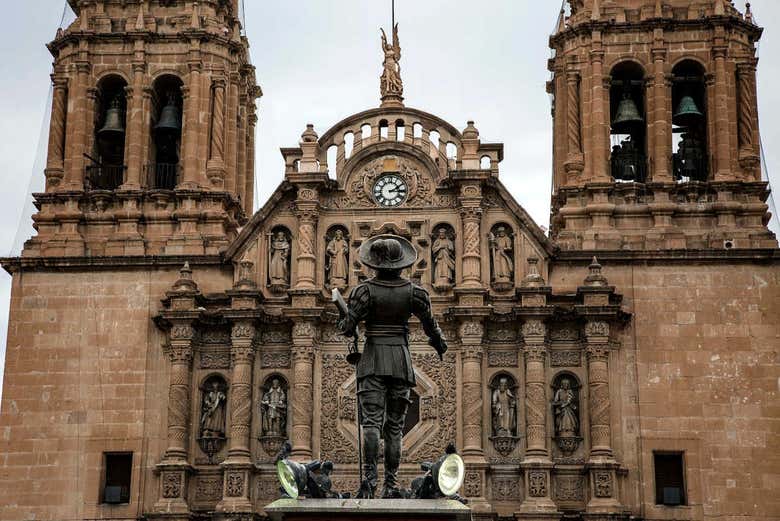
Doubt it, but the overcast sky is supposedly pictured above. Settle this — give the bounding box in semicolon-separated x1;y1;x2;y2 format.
0;1;779;398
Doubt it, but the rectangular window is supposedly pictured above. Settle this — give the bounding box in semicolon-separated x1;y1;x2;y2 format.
103;452;132;504
654;452;686;506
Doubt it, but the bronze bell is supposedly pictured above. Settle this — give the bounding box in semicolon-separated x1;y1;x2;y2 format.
673;95;704;128
155;95;182;135
97;97;126;140
611;94;644;133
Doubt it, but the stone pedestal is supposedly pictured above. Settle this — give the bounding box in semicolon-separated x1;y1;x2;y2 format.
264;499;471;521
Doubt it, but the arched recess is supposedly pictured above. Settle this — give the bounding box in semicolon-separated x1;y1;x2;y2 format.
609;60;647;182
431;223;456;292
267;226;292;294
89;74;128;190
671;59;708;182
551;371;582;455
489;222;515;291
489;372;519;438
149;74;183;189
259;374;289;439
197;374;228;459
324;224;350;291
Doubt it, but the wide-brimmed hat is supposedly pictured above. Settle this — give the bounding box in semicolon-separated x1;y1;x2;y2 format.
358;234;417;270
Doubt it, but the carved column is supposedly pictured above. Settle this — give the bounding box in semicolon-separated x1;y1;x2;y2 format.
651;46;671;182
590;47;609;182
244;109;257;214
564;70;584;180
460;321;485;457
181;59;202;188
737;61;760;177
62;61;90;191
123;62;146;189
236;100;248;204
713;44;732;180
207;77;227;188
584;321;613;459
290;321;317;458
217;320;255;512
225;72;240;194
293;194;319;290
458;182;483;289
45;74;68;190
155;320;195;513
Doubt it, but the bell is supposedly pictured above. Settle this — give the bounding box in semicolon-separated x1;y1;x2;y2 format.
98;97;125;140
155;95;182;135
611;95;644;133
673;95;704;128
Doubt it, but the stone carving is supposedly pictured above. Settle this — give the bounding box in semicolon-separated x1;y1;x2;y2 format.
260;350;291;368
594;471;613;497
292;321;317;339
170;324;193;340
195;475;223;502
460;321;484;339
488;350;518;367
225;472;244;497
261;378;287;437
268;229;291;293
380;23;403;99
257;478;279;501
464;471;482;497
199;379;227;438
262;329;291;344
200;350;230;369
528;471;548;497
555;475;585;501
550;350;581;367
585;321;609;338
202;329;230;344
419;395;438;420
550;327;579;341
552;376;581;455
232;323;253;339
493;477;521;501
522;320;546;338
320;354;359;463
346;156;433;208
487;326;517;343
491;377;517;437
489;225;514;291
431;227;455;291
326;228;349;290
338;394;356;421
162;472;182;498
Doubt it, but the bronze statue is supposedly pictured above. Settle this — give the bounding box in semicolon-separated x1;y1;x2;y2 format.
337;235;447;499
269;231;290;288
199;381;226;438
326;229;349;289
432;228;455;289
552;377;579;438
491;377;516;437
261;378;287;437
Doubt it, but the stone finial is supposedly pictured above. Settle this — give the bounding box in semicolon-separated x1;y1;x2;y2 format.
172;262;199;292
583;257;608;287
300;124;318;144
556;9;566;33
298;124;321;173
191;1;201;29
521;257;547;288
654;0;663;18
591;0;601;20
135;1;146;31
714;0;725;16
745;2;753;24
460;121;481;169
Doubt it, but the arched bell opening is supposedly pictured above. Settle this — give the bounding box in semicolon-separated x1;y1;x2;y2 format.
149;74;183;189
609;61;647;183
671;60;708;182
89;75;128;190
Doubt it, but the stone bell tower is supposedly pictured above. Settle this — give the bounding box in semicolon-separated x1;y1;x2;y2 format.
27;0;260;257
549;0;777;251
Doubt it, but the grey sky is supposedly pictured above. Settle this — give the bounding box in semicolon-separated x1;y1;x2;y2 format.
1;1;779;398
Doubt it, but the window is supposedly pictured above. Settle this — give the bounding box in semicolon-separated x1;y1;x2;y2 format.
103;452;132;504
654;452;686;506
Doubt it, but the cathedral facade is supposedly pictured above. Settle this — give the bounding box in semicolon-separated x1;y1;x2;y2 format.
0;1;778;521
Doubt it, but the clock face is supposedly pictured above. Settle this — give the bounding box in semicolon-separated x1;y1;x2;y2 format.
372;174;408;207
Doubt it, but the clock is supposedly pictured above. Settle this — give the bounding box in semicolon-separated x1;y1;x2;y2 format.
372;174;408;207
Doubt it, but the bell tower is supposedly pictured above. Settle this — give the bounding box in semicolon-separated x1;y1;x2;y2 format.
28;0;261;257
549;0;777;250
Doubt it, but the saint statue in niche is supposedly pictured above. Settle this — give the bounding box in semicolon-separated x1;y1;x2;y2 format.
261;378;287;437
269;230;290;290
432;227;455;290
552;377;579;438
199;380;226;438
491;377;517;437
490;226;514;288
326;229;349;289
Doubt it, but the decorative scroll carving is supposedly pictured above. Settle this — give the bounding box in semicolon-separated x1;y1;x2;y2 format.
262;329;291;344
487;326;517;343
200;350;230;369
162;472;182;498
260;350;291;368
338;395;356;422
550;350;581;367
522;319;545;338
170;324;193;340
555;475;584;501
464;471;482;497
195;475;223;502
585;321;609;338
528;471;548;497
550;327;580;341
292;321;317;339
420;395;438;420
225;472;244;497
344;156;434;208
488;350;518;367
594;471;613;497
493;477;522;501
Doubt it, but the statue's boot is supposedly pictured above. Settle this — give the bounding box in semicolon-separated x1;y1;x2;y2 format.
357;426;380;499
380;418;404;498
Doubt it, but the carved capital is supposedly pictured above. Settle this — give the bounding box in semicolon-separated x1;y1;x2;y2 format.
291;345;315;363
292;321;317;339
523;345;547;363
584;320;609;339
231;322;255;340
166;344;193;364
297;187;319;201
521;319;546;339
170;323;194;341
230;345;255;365
461;344;484;361
458;205;483;221
586;345;610;362
459;321;484;342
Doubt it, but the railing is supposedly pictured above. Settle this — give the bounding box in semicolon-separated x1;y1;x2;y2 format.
85;165;126;190
146;162;181;190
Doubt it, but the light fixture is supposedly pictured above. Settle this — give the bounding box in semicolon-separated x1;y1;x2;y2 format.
411;443;466;501
276;458;309;499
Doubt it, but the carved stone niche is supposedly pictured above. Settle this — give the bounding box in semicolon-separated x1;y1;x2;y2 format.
430;223;456;292
267;225;292;294
489;223;515;292
489;373;521;456
258;374;289;457
197;374;228;463
551;372;583;456
325;224;350;291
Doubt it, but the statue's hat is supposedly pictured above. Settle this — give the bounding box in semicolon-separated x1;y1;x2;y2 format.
358;234;417;270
